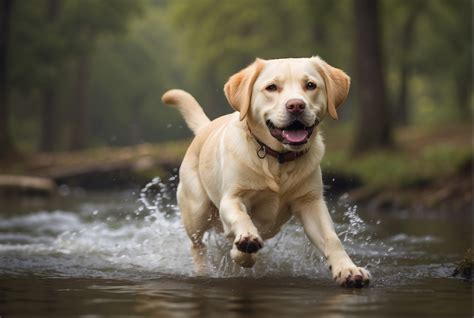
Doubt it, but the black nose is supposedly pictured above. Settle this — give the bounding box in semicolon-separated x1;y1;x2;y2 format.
286;99;305;114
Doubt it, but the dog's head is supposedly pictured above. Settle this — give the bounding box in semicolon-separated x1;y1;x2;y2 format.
224;57;350;152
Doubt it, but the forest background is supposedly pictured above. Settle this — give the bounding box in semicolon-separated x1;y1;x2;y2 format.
0;0;471;209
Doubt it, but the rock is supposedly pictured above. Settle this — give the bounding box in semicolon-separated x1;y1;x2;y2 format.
452;249;473;282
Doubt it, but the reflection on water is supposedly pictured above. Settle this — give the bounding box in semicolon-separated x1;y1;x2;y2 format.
0;275;470;317
0;183;471;317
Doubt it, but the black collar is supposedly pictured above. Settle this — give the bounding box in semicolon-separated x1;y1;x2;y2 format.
247;124;310;164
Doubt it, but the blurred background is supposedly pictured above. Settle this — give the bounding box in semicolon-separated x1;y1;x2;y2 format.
0;2;472;316
0;0;472;211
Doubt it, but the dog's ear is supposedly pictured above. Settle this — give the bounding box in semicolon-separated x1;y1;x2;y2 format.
224;58;265;121
314;57;350;120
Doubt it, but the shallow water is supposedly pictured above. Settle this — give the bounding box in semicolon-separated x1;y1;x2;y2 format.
0;182;472;317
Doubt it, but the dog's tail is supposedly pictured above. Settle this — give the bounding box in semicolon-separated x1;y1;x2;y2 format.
162;89;211;135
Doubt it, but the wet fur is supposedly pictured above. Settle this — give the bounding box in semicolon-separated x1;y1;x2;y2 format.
162;57;371;287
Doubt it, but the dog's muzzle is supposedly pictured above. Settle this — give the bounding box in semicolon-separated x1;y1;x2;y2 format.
266;118;320;146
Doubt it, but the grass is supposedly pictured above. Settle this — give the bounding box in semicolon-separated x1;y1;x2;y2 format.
321;122;472;189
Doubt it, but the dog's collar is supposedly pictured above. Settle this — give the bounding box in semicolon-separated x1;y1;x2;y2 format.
247;123;310;164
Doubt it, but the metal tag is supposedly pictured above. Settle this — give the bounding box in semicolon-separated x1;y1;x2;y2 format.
256;144;266;159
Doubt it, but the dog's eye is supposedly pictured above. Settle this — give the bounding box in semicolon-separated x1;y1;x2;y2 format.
265;84;278;92
305;82;317;90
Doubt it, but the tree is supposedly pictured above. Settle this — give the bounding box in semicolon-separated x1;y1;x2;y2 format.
166;0;318;118
8;1;73;152
39;0;61;151
7;1;185;150
383;0;422;126
62;0;143;150
424;0;472;119
352;0;393;154
87;8;186;145
0;0;15;159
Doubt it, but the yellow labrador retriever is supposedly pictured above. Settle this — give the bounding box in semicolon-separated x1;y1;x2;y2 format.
162;57;371;287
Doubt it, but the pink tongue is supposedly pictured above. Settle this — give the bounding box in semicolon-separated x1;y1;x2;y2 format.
282;129;308;143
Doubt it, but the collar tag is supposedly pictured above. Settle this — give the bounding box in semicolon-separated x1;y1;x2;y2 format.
257;144;266;159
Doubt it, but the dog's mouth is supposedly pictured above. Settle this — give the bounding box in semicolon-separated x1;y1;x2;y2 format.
266;119;319;145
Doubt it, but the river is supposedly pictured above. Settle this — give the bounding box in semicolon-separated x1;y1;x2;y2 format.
0;179;471;317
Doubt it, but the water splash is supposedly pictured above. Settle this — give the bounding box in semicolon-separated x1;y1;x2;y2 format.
0;180;436;282
138;176;178;217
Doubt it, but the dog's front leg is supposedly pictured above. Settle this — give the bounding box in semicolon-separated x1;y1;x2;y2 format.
295;198;371;287
219;195;263;267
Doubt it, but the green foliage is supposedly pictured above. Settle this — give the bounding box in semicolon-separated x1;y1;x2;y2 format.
324;148;470;188
87;8;189;145
9;1;58;90
8;0;149;150
410;0;472;118
165;0;351;117
322;124;472;188
5;0;472;152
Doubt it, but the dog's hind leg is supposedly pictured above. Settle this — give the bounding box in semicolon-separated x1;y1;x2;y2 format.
177;181;213;275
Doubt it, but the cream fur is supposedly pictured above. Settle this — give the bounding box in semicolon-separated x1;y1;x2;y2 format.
162;57;371;287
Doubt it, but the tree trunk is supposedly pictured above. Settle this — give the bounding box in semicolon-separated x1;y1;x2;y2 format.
40;88;56;151
395;8;420;126
455;77;471;119
396;62;410;126
0;0;15;159
352;0;393;154
39;0;61;152
68;53;90;150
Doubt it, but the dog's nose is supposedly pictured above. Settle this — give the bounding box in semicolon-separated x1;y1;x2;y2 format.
286;99;306;114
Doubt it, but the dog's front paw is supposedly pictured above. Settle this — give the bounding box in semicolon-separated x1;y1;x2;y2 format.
332;265;371;288
234;232;263;254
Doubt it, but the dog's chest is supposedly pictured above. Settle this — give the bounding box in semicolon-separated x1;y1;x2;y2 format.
245;190;293;239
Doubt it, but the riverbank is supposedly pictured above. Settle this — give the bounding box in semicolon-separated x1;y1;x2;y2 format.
0;141;188;191
322;123;472;213
0;123;471;213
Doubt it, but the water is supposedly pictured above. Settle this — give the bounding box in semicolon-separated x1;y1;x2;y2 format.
0;180;471;317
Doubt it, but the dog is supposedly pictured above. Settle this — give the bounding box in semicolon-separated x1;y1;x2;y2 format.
162;56;371;287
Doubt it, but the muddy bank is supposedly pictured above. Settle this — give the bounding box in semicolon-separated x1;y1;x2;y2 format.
340;162;472;215
0;143;186;194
